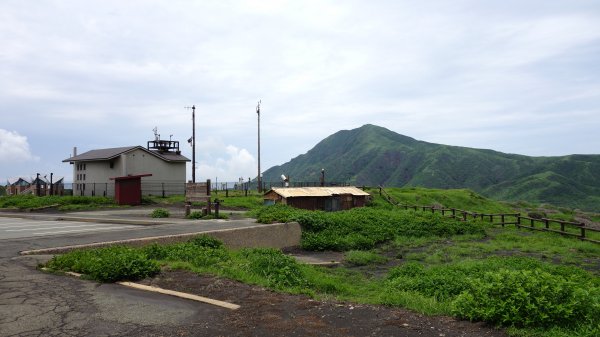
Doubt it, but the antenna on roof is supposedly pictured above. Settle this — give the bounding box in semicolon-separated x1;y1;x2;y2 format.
152;127;160;141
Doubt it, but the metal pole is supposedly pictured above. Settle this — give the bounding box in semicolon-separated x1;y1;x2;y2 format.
36;173;40;196
192;105;196;183
50;173;53;196
256;100;262;193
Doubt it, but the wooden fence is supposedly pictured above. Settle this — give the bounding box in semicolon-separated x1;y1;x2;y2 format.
378;186;600;244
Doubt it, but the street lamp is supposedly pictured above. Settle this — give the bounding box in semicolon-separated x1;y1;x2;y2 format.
321;168;325;187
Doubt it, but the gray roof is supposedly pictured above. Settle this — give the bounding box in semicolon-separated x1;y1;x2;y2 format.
63;146;189;163
7;175;64;185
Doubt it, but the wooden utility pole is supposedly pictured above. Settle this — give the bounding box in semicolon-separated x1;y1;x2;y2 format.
256;100;262;193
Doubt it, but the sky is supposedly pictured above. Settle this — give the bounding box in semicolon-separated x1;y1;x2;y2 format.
1;0;600;183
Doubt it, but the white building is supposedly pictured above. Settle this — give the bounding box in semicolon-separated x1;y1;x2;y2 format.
63;140;190;196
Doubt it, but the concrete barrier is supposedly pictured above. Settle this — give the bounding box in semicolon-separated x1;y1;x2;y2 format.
20;222;302;255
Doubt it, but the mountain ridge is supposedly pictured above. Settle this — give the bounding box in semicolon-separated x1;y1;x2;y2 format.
262;124;600;211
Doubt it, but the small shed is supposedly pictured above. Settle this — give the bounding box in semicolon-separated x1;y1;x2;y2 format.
264;186;371;211
110;174;152;205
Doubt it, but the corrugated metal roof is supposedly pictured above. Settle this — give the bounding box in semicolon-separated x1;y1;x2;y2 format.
63;146;190;163
269;186;370;198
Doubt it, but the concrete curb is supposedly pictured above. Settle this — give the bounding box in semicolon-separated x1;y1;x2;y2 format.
20;222;303;255
42;269;240;310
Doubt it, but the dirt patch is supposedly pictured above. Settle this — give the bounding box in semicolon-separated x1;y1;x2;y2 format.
138;268;507;337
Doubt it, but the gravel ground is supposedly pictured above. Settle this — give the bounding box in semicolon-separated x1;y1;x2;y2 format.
138;269;508;337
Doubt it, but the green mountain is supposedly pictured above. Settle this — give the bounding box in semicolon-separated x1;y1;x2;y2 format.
262;124;600;211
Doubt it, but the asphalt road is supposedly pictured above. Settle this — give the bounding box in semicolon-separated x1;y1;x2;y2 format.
0;218;139;240
0;214;262;337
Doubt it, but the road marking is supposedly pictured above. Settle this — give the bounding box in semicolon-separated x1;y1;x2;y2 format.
0;221;59;227
6;224;108;231
32;226;137;235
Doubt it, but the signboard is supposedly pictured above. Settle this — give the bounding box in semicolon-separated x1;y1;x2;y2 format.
185;179;211;203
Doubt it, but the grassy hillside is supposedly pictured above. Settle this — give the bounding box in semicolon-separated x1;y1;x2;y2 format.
263;124;600;211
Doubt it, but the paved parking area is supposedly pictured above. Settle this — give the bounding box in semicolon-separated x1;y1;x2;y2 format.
0;217;139;240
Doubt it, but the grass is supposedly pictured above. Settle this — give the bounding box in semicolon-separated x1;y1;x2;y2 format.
0;194;116;211
45;220;600;337
142;190;263;210
41;187;600;336
345;250;388;266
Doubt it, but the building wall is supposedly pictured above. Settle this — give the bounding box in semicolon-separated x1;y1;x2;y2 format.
72;148;186;196
264;192;367;211
124;149;186;183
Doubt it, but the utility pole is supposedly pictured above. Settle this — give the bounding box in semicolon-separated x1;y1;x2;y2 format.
185;105;196;183
256;100;262;193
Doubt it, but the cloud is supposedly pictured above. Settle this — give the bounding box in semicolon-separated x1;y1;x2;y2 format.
0;129;38;162
197;144;256;182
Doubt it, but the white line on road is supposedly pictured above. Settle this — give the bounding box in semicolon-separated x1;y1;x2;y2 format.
5;223;116;232
33;226;137;235
0;221;60;227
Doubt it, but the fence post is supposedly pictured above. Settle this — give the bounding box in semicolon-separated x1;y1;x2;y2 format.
462;211;467;221
162;183;165;198
581;227;585;240
544;219;549;229
530;218;534;228
501;214;505;227
516;214;521;227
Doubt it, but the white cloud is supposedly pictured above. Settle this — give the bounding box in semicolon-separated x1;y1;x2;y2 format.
0;129;38;162
197;144;256;182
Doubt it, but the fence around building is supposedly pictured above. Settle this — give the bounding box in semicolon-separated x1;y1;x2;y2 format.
64;181;351;197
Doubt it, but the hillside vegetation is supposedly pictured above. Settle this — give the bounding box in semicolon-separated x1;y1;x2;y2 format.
262;124;600;211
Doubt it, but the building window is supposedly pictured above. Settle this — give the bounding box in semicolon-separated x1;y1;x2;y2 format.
83;174;86;181
83;163;86;170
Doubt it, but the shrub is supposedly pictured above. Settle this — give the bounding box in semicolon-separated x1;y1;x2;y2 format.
187;211;203;219
141;243;168;260
46;246;160;282
452;269;600;328
249;204;305;224
237;248;306;289
298;207;487;251
189;235;224;249
151;208;170;218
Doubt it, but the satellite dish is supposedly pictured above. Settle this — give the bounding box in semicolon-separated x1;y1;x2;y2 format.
281;174;287;181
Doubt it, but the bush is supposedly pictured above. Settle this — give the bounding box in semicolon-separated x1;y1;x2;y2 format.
189;235;224;249
151;208;170;218
46;246;160;282
187;211;229;220
298;207;487;251
248;204;305;224
452;269;600;328
161;242;229;267
237;248;307;289
187;211;203;219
